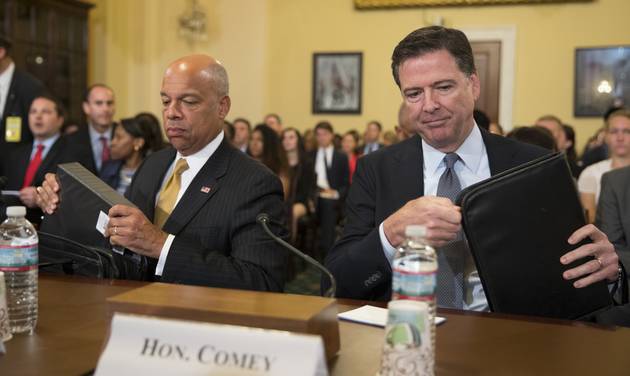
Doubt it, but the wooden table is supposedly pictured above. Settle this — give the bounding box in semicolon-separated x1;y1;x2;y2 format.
2;275;630;375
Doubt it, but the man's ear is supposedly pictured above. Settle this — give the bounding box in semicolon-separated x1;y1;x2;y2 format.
218;95;231;119
470;73;481;101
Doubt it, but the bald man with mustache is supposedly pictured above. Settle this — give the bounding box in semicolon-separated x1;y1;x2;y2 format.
37;55;288;291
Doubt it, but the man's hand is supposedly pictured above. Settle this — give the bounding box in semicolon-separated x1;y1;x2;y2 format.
561;224;619;288
35;173;61;214
383;196;461;248
19;187;39;208
105;204;168;259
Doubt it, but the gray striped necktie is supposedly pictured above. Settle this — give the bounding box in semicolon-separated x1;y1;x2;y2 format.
435;153;466;309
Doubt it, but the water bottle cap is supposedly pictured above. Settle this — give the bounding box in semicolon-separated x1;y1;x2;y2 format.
405;225;426;237
6;206;26;217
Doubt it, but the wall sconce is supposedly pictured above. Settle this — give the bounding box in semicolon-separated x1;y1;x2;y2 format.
179;0;208;43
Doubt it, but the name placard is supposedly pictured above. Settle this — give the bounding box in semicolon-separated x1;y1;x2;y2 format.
95;313;328;376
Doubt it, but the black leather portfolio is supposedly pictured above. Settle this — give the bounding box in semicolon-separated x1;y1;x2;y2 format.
40;162;136;249
456;152;612;320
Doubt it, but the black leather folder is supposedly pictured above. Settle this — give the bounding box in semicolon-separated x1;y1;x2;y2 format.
40;162;136;249
456;152;612;320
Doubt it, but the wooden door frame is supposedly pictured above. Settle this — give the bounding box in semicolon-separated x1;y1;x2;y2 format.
462;26;516;132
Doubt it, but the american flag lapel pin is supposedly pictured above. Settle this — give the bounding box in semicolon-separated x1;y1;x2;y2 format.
200;186;212;193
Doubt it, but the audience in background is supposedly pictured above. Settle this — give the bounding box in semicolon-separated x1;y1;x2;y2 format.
135;111;166;150
473;109;491;131
2;95;73;224
562;124;581;178
341;130;360;183
65;84;116;173
581;106;623;168
361;121;384;155
578;109;630;223
382;130;398;146
223;120;234;142
264;113;283;135
100;116;166;195
312;121;348;259
249;123;291;199
232;117;251;153
303;129;317;153
281;127;316;243
489;122;504;136
507;126;557;151
395;101;415;141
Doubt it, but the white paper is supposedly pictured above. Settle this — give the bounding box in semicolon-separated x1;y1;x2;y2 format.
338;305;446;327
95;313;328;376
96;210;109;236
0;190;19;197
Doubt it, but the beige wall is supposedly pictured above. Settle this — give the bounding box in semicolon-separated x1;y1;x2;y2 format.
89;0;630;152
88;0;267;124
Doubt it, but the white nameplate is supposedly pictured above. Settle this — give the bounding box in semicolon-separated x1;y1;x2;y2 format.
95;313;328;376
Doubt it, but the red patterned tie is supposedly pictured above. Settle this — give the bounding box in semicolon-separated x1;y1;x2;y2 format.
22;144;45;188
100;136;110;163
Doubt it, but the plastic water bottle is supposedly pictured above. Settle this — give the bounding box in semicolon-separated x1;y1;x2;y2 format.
389;225;437;375
0;206;38;334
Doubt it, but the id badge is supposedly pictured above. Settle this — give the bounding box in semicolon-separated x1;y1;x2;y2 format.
5;116;22;142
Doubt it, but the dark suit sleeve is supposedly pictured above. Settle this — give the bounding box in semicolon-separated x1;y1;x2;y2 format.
324;156;392;300
597;173;630;272
161;170;288;292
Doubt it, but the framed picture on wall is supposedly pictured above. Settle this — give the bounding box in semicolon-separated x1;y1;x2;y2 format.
574;46;630;117
312;52;362;114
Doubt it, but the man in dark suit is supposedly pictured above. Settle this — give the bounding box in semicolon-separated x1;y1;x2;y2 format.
37;55;288;292
2;95;81;224
0;35;46;172
361;120;385;155
312;121;349;259
324;26;620;309
64;84;116;173
597;166;630;290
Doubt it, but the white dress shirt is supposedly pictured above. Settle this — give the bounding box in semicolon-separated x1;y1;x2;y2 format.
315;145;334;190
0;62;15;119
378;124;491;311
30;133;60;161
155;131;224;276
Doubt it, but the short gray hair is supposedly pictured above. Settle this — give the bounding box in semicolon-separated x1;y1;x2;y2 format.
209;63;229;97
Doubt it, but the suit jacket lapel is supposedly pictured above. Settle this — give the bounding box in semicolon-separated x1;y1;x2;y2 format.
162;139;230;235
481;128;517;175
393;134;424;200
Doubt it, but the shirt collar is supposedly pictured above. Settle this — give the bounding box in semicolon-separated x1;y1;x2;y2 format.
35;133;60;150
88;123;112;143
422;123;485;176
176;131;224;172
0;62;15;88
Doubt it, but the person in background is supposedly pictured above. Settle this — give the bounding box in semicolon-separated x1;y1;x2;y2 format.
382;130;398;146
65;84;116;173
312;121;349;260
0;34;46;155
264;113;283;135
223;119;234;142
281;127;316;243
563;124;582;178
395;101;415;141
506;126;557;152
489;122;504;136
341;130;360;183
473;109;491;131
2;94;75;224
581;106;622;168
135;111;166;149
249;123;291;199
361;121;384;155
578;109;630;223
303;129;318;153
100;116;166;195
232;117;251;153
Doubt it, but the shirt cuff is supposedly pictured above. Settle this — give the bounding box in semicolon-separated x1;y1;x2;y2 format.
155;234;175;276
378;222;397;266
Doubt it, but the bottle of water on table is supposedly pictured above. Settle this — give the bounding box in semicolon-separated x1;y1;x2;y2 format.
0;206;38;334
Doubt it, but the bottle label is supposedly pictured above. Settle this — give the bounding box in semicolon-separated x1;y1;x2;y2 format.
392;269;436;300
0;244;38;272
380;300;434;376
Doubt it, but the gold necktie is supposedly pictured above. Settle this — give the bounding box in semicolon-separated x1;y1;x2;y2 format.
154;158;189;229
